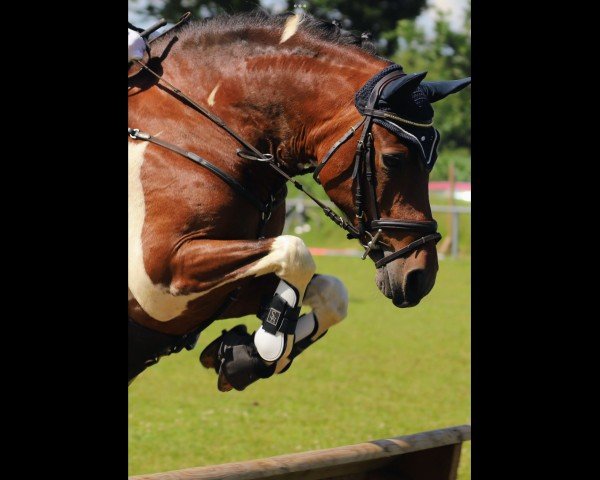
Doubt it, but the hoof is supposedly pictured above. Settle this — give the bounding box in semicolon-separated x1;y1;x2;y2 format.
200;324;248;371
217;370;234;392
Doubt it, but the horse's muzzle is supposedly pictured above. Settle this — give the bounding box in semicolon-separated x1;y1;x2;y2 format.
374;249;438;308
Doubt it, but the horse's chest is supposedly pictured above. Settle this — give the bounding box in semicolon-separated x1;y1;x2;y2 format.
128;142;203;321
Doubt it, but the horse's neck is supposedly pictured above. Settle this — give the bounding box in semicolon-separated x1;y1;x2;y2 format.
159;40;387;175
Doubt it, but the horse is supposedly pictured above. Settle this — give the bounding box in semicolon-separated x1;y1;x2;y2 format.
128;11;470;391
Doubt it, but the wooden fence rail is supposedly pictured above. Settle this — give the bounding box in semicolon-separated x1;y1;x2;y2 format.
129;424;471;480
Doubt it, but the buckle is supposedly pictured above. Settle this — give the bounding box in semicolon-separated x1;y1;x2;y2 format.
361;229;383;260
128;128;151;140
236;149;273;163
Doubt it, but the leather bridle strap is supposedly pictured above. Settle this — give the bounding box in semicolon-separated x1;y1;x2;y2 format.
364;132;380;222
371;219;438;231
265;158;361;239
128;128;270;216
313;118;365;184
352;105;377;237
375;233;442;268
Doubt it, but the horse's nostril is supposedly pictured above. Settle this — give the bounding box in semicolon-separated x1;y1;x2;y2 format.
404;269;425;304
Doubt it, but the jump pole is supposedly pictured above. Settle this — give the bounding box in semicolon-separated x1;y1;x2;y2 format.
129;424;471;480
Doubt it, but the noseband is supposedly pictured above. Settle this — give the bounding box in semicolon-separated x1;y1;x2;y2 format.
129;49;440;269
312;70;441;267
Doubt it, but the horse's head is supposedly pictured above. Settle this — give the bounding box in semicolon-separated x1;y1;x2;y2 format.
317;66;470;307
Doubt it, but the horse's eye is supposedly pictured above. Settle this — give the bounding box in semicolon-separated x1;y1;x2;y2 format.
382;153;407;169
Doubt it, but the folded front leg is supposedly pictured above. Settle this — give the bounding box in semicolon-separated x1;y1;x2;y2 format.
193;235;317;391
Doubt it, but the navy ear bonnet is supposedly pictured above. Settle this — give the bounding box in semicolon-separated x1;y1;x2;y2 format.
355;64;471;170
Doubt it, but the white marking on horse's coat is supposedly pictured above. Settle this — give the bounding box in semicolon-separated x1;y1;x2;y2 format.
207;83;220;106
128;141;206;321
280;14;302;44
247;235;316;299
129;151;316;322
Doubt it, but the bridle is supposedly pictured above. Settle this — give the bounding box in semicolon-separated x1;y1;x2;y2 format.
312;69;441;268
128;22;440;269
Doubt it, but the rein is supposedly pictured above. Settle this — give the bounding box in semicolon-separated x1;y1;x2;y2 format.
128;41;440;268
132;59;267;160
128;128;283;232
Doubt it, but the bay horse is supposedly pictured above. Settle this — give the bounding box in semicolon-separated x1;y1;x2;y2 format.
128;11;470;391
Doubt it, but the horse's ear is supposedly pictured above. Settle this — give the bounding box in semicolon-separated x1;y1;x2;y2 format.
380;72;428;104
420;77;471;103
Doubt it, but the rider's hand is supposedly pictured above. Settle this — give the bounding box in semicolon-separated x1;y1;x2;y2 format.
128;29;146;62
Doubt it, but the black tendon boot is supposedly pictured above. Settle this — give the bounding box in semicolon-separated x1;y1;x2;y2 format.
199;325;276;392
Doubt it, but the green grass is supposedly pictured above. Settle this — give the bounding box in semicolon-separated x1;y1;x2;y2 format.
129;256;471;479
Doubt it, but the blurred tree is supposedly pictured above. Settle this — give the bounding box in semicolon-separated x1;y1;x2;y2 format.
134;0;262;19
390;1;471;153
286;1;426;56
130;0;426;56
